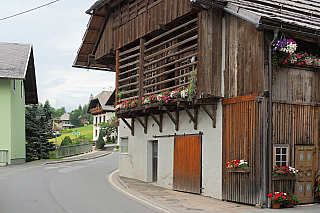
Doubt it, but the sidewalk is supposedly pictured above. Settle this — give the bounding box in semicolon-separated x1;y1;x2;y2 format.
115;171;258;213
114;172;320;213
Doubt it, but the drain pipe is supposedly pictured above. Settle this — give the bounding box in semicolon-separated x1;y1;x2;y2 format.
267;29;278;208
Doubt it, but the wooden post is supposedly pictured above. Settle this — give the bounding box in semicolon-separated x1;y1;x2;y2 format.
115;50;120;107
139;38;145;106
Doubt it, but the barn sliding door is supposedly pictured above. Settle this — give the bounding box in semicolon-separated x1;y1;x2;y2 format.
173;136;201;194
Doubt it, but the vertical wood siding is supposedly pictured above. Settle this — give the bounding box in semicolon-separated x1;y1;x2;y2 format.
224;13;265;99
113;0;192;49
96;14;114;60
198;8;222;98
272;66;320;103
222;95;260;205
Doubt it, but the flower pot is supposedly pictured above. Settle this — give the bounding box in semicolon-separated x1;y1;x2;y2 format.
284;203;292;208
272;203;281;209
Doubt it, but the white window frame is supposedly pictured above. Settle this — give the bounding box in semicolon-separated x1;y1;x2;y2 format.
120;138;128;154
273;144;289;167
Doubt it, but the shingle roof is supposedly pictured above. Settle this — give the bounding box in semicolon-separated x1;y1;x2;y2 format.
88;90;115;112
0;42;32;79
222;0;320;31
196;0;320;33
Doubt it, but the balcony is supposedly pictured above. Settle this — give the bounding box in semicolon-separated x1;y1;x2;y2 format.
90;107;103;115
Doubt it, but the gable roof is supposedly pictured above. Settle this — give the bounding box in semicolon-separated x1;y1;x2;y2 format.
60;113;70;121
88;90;115;113
195;0;320;35
0;42;38;104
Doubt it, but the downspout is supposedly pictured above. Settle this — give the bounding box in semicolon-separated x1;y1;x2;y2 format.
267;29;278;208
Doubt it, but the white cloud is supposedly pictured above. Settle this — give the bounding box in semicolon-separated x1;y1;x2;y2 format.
0;0;115;111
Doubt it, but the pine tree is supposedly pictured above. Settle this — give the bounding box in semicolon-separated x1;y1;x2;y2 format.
25;105;39;161
96;130;105;149
25;101;55;161
41;101;55;159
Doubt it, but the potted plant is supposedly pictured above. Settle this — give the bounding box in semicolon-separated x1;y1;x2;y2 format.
268;191;284;209
281;191;299;207
315;171;320;201
272;165;298;180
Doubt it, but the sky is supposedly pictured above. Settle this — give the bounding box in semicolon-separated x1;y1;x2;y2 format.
0;0;115;112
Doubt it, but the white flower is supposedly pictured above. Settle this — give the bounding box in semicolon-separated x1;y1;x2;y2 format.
181;89;188;98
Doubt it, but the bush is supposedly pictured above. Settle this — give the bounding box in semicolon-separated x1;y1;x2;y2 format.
96;131;105;149
61;136;72;146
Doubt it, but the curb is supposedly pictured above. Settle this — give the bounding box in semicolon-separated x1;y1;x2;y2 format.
116;174;129;190
42;151;112;165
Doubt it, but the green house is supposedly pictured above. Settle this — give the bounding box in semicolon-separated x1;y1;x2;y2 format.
0;42;38;165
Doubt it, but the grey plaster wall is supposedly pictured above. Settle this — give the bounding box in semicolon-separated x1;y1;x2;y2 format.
118;103;223;199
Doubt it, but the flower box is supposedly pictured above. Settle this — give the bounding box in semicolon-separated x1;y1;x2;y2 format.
226;167;250;173
272;175;296;180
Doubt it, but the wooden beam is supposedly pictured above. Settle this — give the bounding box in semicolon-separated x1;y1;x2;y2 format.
135;115;148;134
139;37;145;107
166;110;179;131
221;94;259;105
91;10;111;55
184;107;198;130
115;50;120;107
150;113;163;132
201;104;217;128
121;118;134;136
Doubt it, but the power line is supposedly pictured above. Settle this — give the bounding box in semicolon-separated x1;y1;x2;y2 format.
0;0;60;21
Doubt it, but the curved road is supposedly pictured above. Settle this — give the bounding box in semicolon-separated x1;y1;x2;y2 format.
0;152;156;213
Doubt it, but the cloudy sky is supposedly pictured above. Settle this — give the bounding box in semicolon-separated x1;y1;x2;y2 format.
0;0;115;112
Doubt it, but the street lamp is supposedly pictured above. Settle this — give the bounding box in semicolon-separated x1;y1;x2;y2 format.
36;111;43;159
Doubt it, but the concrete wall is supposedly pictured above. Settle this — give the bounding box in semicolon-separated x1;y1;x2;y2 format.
119;103;223;199
0;79;26;165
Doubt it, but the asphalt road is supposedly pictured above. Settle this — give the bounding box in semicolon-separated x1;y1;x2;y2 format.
0;152;157;213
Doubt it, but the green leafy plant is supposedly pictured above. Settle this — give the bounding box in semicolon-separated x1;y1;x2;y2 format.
315;171;320;197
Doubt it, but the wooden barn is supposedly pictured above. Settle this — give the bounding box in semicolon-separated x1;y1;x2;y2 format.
74;0;320;207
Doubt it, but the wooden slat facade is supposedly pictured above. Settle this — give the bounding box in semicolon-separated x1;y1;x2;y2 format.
224;13;265;99
222;95;260;205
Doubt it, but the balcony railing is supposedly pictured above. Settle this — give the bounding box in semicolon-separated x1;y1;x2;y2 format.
116;15;198;106
56;142;95;158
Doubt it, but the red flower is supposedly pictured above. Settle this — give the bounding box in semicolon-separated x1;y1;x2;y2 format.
280;192;284;195
293;201;296;204
288;198;291;201
283;196;286;199
268;193;272;197
317;179;319;182
274;196;278;200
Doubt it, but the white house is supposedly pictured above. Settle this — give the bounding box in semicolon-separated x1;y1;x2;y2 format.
88;91;115;141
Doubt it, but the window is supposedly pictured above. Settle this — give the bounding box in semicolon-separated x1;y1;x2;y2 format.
95;117;98;124
274;144;289;167
13;79;16;92
95;129;98;137
99;116;102;123
120;138;128;153
103;115;106;122
20;81;23;100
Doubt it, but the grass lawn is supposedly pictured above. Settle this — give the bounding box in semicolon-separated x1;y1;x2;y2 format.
49;125;93;145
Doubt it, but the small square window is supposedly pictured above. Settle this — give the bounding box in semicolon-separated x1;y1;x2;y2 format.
13;79;16;92
273;145;289;168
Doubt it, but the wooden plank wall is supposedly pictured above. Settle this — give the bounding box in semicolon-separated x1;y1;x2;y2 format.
96;14;114;60
222;95;260;205
272;66;320;103
197;8;222;98
113;0;192;49
272;101;319;180
224;13;265;99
